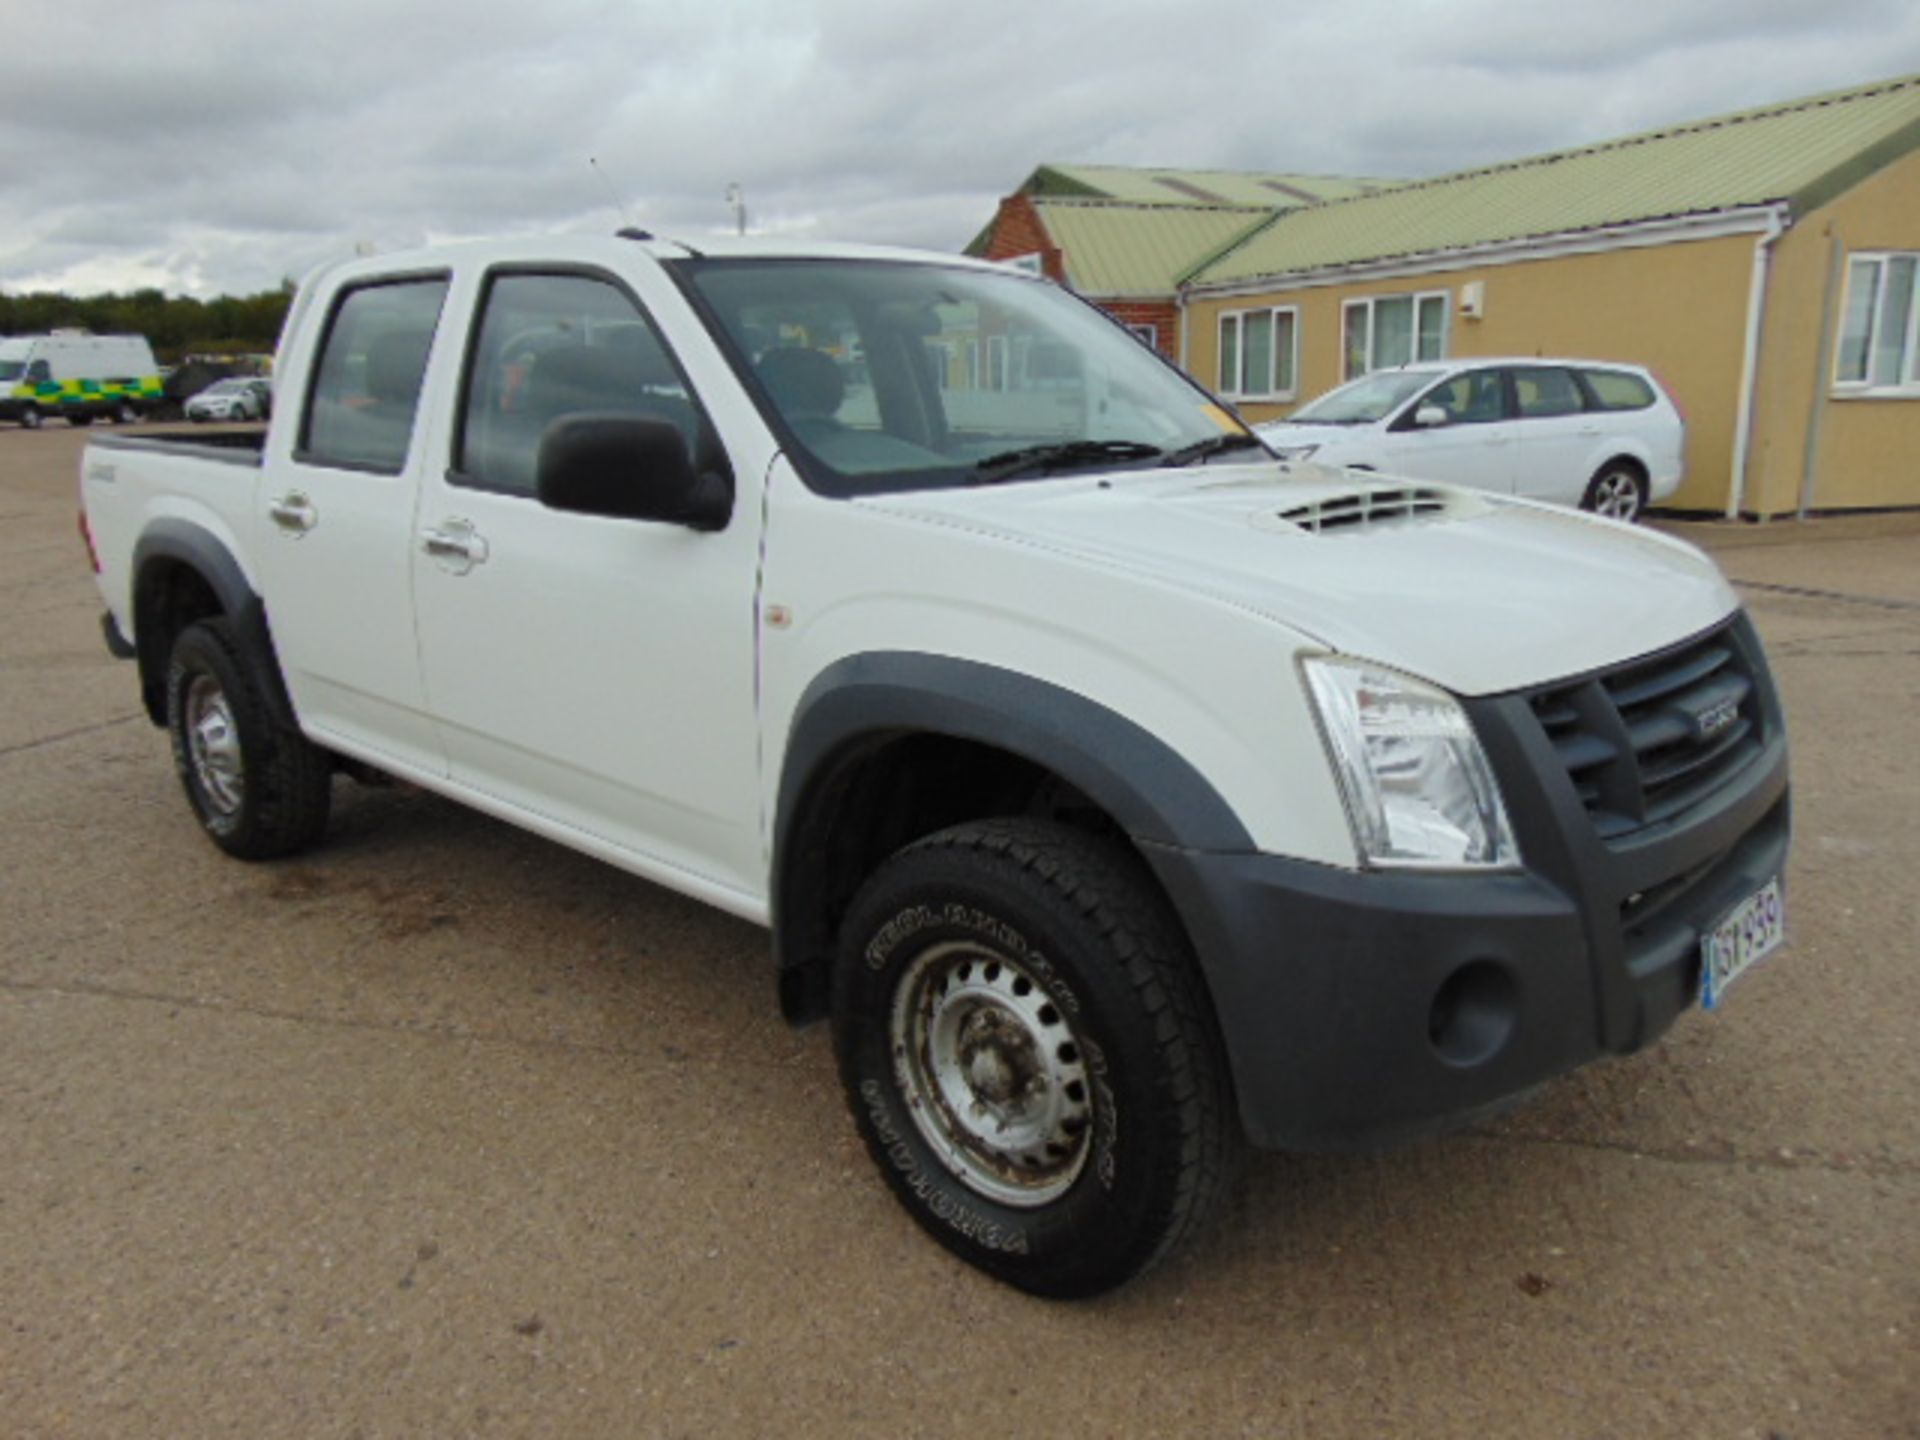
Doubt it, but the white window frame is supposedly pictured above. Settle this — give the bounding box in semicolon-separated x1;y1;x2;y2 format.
1126;323;1159;350
1833;250;1920;397
1000;251;1046;277
1216;306;1299;400
1342;290;1450;380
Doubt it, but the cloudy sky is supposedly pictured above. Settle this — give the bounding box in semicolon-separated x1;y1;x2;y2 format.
4;0;1919;298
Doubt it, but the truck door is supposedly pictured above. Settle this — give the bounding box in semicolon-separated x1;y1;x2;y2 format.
255;274;452;778
409;267;765;905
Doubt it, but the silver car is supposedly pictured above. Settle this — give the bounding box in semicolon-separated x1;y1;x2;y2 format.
184;378;265;423
1254;358;1685;522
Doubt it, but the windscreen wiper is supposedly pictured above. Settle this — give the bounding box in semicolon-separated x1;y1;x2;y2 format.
972;439;1165;484
1162;431;1271;467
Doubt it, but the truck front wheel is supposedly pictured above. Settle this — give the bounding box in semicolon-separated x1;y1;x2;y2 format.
165;618;332;860
832;818;1237;1297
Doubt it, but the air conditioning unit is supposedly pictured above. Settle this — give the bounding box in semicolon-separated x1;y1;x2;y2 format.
1458;281;1486;320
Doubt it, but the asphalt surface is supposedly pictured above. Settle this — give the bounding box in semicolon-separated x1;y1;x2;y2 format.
3;422;1916;1438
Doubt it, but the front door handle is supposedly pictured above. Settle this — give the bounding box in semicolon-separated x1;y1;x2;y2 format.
268;492;317;534
420;520;490;572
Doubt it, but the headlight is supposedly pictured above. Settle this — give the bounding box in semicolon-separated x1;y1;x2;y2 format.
1267;443;1320;462
1302;656;1519;870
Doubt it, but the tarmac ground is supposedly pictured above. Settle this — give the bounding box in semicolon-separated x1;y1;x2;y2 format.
3;422;1916;1437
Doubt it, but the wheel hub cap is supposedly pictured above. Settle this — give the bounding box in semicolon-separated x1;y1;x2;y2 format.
185;675;243;816
891;941;1095;1207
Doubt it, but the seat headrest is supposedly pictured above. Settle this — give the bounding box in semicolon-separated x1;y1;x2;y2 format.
524;339;676;419
757;347;844;418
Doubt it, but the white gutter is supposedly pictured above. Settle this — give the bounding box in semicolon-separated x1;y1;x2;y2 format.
1182;206;1783;301
1726;206;1788;519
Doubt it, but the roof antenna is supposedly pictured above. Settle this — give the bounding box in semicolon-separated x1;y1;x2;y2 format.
588;155;635;229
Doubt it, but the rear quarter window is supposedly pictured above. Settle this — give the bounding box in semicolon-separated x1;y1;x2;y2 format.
1580;369;1657;411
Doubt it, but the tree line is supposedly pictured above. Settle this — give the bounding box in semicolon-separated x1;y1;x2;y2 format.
0;284;294;363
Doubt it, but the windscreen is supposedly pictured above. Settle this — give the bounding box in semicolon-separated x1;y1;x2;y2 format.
678;259;1246;495
1290;369;1440;424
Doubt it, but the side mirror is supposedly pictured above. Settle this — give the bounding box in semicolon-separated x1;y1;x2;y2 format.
1413;404;1450;428
536;412;732;531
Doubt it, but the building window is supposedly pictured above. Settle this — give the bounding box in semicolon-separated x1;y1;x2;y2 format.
1217;307;1298;398
1835;252;1920;394
1000;252;1046;276
1126;323;1159;350
1343;291;1448;379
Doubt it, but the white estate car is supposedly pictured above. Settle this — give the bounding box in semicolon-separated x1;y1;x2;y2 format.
1255;359;1685;521
183;377;264;422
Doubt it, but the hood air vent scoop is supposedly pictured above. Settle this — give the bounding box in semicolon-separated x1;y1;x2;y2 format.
1272;485;1452;534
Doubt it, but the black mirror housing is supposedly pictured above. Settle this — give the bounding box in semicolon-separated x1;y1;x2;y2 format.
535;412;732;531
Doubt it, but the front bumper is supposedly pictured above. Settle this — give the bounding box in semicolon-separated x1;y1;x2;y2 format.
1148;613;1791;1151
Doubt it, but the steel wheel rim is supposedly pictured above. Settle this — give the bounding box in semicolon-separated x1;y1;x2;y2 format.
1594;472;1640;519
889;939;1095;1207
185;673;244;816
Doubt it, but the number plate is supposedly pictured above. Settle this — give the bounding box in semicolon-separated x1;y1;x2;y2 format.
1700;877;1785;1010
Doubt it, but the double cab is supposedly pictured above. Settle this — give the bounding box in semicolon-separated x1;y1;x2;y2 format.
80;234;1790;1295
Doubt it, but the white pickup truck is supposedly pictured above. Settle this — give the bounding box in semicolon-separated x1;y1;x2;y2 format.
80;233;1791;1296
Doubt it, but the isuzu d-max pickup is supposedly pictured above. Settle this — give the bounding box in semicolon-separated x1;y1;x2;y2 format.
79;234;1790;1296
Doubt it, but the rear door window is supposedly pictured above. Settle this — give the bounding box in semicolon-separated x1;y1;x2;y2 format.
1511;367;1586;419
299;277;450;473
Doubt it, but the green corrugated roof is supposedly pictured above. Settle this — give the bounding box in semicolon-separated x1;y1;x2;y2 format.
1188;72;1920;289
1029;163;1395;208
1033;200;1272;296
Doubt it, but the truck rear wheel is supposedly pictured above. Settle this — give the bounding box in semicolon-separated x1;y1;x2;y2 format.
832;818;1237;1297
20;405;42;429
166;618;332;860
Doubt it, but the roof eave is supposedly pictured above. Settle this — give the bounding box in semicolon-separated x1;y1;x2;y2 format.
1179;205;1789;298
1787;111;1920;218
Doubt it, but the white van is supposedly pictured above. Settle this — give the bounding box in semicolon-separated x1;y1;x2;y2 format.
0;332;162;428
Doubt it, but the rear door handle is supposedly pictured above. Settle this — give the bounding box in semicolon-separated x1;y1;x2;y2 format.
268;492;317;534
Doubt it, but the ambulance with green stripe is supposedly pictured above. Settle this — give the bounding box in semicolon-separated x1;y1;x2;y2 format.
0;332;162;428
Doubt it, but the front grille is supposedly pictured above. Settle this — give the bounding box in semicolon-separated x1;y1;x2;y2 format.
1528;620;1766;839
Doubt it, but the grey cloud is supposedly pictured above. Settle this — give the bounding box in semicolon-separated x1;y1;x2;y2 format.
1;0;1917;297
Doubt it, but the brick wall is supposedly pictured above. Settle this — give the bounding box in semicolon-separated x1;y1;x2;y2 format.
1096;300;1180;363
978;196;1182;365
979;195;1066;282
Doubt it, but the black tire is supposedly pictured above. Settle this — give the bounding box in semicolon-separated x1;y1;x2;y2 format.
20;405;42;429
832;818;1238;1297
166;618;332;860
1580;461;1648;522
114;401;138;424
67;411;94;427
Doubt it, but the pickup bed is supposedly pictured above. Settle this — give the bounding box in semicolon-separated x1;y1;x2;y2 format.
81;233;1791;1296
